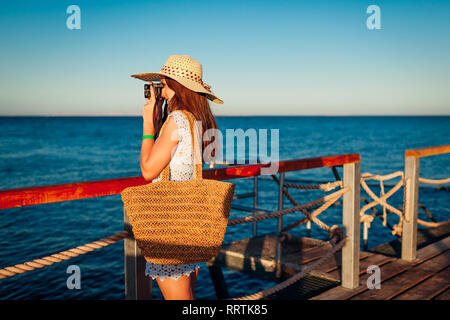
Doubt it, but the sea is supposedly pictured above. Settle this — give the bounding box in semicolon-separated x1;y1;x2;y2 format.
0;115;449;299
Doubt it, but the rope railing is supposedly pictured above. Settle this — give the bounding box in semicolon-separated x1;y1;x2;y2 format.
360;171;405;231
284;180;343;192
270;174;347;235
419;177;450;184
0;231;128;279
414;177;450;230
231;235;347;300
281;189;344;233
359;171;450;237
227;186;350;227
276;171;448;240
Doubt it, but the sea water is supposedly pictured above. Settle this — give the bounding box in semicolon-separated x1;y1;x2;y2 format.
0;115;449;299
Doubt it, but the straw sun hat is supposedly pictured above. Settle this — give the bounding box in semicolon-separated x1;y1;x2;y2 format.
131;54;223;104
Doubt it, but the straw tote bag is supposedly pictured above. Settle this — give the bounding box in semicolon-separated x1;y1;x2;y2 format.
121;110;235;264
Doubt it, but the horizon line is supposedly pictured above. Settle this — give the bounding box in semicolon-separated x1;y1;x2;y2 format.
0;113;449;117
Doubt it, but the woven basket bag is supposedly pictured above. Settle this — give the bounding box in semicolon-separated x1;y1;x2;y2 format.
121;110;235;264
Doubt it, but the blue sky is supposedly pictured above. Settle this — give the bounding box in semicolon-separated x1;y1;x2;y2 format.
0;0;449;116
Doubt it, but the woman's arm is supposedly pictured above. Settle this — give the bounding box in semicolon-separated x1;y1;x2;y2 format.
140;116;180;181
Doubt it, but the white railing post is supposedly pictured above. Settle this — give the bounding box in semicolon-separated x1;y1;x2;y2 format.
124;207;153;300
401;155;420;261
342;162;361;289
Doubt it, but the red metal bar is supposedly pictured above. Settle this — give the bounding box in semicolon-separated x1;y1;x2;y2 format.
0;154;360;210
405;145;450;158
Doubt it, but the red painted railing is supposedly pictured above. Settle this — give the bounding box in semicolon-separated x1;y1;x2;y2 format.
0;154;360;210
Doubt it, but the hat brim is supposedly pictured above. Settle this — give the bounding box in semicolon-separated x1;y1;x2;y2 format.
131;72;223;104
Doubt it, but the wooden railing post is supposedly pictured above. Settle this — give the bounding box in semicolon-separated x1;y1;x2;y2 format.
342;162;361;289
275;172;285;279
253;175;259;236
401;155;420;261
124;207;153;300
206;262;230;299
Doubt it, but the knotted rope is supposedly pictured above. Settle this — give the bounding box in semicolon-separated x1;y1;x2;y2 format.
281;190;344;233
0;231;128;279
227;186;350;227
360;171;450;236
360;171;405;224
272;176;347;234
284;180;343;192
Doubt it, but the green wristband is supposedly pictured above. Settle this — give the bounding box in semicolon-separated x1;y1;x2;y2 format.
142;135;155;140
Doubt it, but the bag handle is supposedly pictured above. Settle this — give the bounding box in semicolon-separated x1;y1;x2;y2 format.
159;110;203;181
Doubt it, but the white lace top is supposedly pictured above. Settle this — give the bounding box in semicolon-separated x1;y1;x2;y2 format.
144;110;202;281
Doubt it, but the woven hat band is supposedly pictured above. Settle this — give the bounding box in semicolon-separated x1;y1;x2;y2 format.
160;111;203;181
161;65;202;84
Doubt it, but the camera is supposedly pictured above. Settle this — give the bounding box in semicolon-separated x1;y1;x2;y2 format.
144;83;164;100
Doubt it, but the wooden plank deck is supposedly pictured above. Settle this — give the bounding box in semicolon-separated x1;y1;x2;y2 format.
310;236;450;300
209;232;450;300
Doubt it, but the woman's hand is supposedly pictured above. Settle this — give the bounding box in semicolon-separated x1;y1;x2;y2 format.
143;81;156;124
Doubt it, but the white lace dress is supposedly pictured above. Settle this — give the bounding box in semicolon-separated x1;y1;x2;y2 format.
144;110;203;281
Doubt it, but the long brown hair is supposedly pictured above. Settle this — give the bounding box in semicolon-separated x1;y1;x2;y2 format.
153;77;220;163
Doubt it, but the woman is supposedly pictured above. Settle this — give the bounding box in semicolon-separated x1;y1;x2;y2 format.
135;54;223;300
